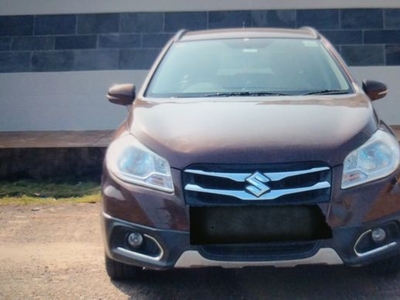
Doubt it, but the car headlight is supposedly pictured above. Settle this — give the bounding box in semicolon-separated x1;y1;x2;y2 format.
106;134;174;192
342;129;400;189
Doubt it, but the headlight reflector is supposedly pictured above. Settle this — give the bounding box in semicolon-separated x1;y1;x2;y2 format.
342;130;400;189
106;134;174;192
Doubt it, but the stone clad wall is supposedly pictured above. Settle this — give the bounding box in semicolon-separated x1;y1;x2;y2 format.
1;9;400;73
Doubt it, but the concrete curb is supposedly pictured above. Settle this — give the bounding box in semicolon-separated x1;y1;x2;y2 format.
0;127;399;149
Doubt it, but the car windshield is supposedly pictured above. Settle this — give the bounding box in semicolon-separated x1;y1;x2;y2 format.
145;38;352;98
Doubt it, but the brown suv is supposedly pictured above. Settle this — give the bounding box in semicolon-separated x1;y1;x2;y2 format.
101;27;400;280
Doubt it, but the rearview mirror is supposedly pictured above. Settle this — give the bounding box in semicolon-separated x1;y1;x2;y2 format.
362;80;387;101
107;84;136;105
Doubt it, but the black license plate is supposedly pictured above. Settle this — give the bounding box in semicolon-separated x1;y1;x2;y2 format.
190;205;331;245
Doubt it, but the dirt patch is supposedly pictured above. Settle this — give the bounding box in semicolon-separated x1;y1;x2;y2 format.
0;203;126;299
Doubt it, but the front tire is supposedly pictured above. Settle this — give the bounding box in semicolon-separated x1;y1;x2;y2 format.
105;255;142;280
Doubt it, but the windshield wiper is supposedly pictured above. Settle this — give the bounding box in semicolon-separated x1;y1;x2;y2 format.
204;91;288;97
302;89;349;95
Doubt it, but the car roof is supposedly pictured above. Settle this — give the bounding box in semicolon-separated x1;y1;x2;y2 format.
178;28;319;42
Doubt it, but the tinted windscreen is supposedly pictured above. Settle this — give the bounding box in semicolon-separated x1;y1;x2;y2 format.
145;38;351;98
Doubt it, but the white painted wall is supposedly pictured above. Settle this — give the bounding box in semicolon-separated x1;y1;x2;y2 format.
1;0;400;16
0;71;147;131
0;67;398;131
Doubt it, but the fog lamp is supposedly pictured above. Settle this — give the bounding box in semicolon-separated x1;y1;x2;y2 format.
371;228;387;243
127;232;144;248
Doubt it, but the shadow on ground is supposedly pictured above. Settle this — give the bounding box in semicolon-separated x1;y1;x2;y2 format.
112;265;400;299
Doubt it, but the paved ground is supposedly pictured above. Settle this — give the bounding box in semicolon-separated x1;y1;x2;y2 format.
1;203;400;300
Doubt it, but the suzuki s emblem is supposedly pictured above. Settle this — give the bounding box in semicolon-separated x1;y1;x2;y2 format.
245;172;271;197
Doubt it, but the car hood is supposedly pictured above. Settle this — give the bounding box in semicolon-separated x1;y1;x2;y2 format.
128;94;377;169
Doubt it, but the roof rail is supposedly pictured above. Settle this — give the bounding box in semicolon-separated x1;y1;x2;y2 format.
299;27;319;39
174;29;187;42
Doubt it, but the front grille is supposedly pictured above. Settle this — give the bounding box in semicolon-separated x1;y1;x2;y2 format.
183;162;331;205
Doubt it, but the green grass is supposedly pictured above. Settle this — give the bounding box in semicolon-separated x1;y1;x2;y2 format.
0;179;101;205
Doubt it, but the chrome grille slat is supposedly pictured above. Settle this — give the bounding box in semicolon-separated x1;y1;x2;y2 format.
185;181;330;201
185;167;330;182
185;170;249;182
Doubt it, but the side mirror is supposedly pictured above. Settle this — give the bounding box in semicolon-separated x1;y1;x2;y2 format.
362;80;387;101
107;84;136;105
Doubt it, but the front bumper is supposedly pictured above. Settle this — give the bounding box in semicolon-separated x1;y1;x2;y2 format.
102;211;400;270
101;160;400;270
